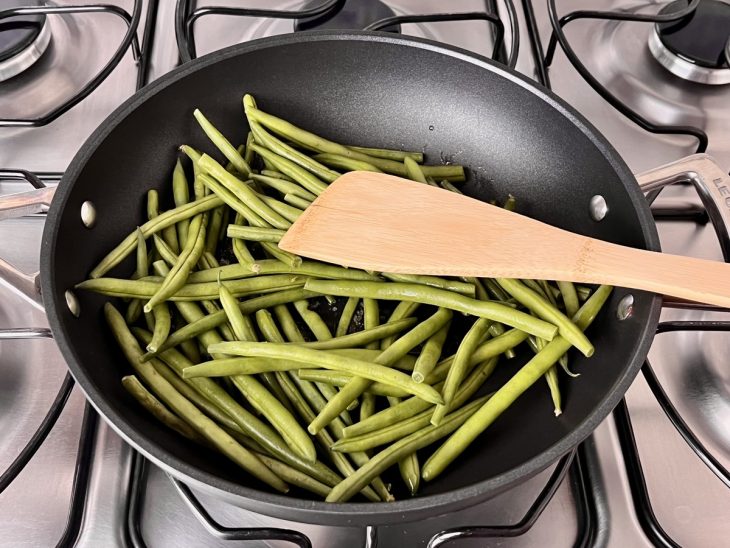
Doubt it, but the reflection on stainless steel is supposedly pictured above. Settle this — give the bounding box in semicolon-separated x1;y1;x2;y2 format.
648;30;730;86
0;0;729;546
0;327;51;339
0;18;51;83
0;1;145;172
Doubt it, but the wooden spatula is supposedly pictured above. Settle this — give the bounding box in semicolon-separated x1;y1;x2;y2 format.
279;171;730;308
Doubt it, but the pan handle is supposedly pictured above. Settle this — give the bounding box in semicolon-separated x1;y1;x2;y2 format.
636;153;730;262
0;186;55;309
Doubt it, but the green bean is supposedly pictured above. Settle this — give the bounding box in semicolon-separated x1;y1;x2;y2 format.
360;393;376;422
253;451;332;498
251;308;300;416
208;342;443;405
225;144;246;175
249;107;465;181
144;214;207;312
147;189;181;254
412;320;449;383
522;278;547;299
381;273;475;297
276;372;379;501
199;174;267;228
404;156;427;184
205;206;225;254
298;318;417;350
228;225;285;243
336;297;360;337
106;305;287;491
465;277;516;359
172;159;191;249
557;281;579;317
305;280;557;341
260;169;292;181
496;278;592;357
285;371;393;502
152;234;177;266
306;306;452;434
125;299;144;324
362;298;379;350
230;373;316;463
193;109;251;176
151;288;317;354
179;144;202;180
312;153;383;173
346;145;423;163
429;327;528;385
385;395;421;495
273;304;305;343
296;370;409;398
260;195;304;223
218;279;249;342
539;280;558;307
337;357;496;452
135;227;148;278
249;143;328;196
77;274;306;301
90;193;222;278
431;318;491;426
235;259;378;282
293;300;332;341
178;337;201;364
198;155;291;229
250;173;317;201
150;266;311;459
439;179;463;194
576;285;592;301
422;285;613;480
284;193;313;210
146;302;171;353
502;194;517;212
545;365;562;416
244;106;339;183
261;242;302;268
183;357;314;378
344;346;494;438
380;301;420;349
122;375;202;442
326;396;485;502
227;213;254;266
134;327;339;486
315;382;353;426
150;358;241;432
398;449;420;495
329;349;416;371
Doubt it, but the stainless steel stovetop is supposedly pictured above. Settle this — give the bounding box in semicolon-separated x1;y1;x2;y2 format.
0;1;728;547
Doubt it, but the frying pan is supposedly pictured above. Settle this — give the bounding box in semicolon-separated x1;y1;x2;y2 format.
1;31;728;526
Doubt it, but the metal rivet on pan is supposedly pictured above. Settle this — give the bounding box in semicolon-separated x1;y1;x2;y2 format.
80;201;96;228
589;195;608;221
65;290;80;317
617;294;634;320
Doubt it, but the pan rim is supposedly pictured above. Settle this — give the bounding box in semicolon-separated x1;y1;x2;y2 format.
42;29;662;524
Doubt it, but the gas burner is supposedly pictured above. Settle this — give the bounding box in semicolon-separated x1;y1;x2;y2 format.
648;0;730;85
0;1;51;83
295;0;400;32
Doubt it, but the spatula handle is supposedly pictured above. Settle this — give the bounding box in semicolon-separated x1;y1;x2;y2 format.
589;235;730;309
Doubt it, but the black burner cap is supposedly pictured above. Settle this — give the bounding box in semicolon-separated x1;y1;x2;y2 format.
0;0;46;64
656;0;730;69
295;0;400;33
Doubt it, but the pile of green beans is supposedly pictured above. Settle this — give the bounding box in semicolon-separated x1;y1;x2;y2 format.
78;94;611;502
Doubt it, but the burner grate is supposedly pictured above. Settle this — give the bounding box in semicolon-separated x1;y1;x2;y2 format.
540;0;708;153
0;0;157;127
